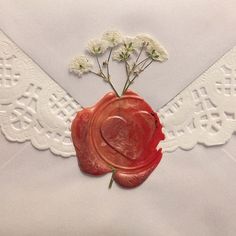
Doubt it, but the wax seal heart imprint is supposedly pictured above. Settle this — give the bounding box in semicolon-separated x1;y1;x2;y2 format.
101;110;158;160
72;91;165;188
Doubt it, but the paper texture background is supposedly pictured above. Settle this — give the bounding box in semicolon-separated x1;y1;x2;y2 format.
0;1;236;235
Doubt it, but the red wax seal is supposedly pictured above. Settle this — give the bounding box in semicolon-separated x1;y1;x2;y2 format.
71;91;165;188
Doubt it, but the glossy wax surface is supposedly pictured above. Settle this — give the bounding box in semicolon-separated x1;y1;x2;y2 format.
72;91;165;188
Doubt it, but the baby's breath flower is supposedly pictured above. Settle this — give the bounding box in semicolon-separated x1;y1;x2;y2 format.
69;30;168;97
123;36;139;53
146;44;168;62
102;30;123;47
135;34;168;62
112;47;131;62
87;39;108;55
69;55;93;77
135;34;157;47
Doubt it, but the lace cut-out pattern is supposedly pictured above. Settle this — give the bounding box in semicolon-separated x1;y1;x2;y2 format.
1;29;236;156
0;30;81;157
158;47;236;152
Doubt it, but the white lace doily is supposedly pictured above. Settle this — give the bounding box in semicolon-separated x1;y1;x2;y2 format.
159;46;236;152
0;30;81;157
1;29;236;156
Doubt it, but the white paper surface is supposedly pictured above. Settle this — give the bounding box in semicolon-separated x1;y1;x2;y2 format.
0;1;236;235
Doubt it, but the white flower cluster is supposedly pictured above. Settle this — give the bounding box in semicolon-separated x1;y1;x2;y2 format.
102;30;123;47
69;30;123;76
112;37;138;62
87;30;123;56
87;39;108;55
113;34;168;62
69;55;93;77
69;30;168;78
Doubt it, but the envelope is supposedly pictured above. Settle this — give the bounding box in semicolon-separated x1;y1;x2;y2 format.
0;1;236;235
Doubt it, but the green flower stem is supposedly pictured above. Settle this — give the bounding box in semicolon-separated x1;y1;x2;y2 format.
123;74;138;93
108;168;117;189
108;78;120;97
123;59;154;93
122;78;130;95
140;58;148;69
90;70;120;97
90;70;102;77
125;60;129;76
121;61;131;95
136;57;149;67
140;59;154;71
121;46;149;96
96;55;103;74
93;55;120;97
127;56;149;80
106;48;113;78
135;43;145;64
